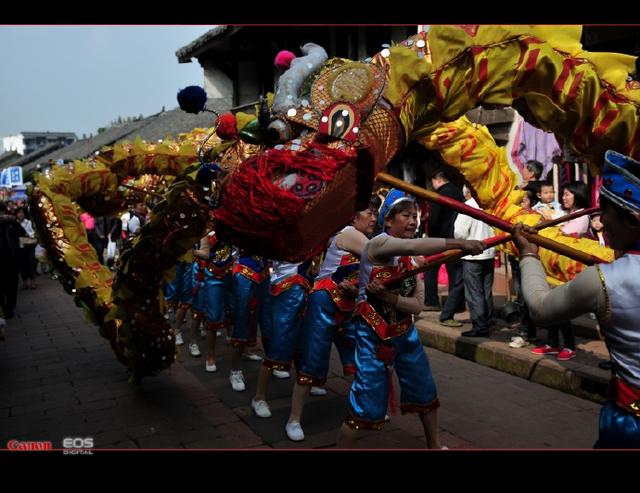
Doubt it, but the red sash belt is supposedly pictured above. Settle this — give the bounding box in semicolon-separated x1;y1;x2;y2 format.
612;376;640;417
354;301;412;341
312;277;356;312
233;264;269;284
271;274;311;296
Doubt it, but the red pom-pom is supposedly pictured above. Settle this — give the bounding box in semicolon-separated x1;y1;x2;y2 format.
274;50;296;70
216;113;238;140
375;343;396;365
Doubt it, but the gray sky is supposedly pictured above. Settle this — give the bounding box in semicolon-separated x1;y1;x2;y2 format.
0;26;211;139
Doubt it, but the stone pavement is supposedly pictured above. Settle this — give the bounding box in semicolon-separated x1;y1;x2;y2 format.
416;308;611;404
420;262;611;404
1;274;606;449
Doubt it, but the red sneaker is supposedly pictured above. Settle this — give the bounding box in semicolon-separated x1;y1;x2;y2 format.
557;348;576;361
531;344;560;355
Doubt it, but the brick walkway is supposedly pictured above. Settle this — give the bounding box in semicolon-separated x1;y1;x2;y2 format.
1;275;601;449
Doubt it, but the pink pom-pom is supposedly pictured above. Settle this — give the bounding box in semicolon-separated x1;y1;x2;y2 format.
274;50;296;70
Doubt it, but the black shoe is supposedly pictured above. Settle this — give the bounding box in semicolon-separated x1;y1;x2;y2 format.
598;361;612;370
461;329;490;338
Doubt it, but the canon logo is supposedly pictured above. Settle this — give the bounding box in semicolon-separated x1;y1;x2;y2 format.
7;439;53;451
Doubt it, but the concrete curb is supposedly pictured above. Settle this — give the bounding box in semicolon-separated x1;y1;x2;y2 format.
415;317;610;404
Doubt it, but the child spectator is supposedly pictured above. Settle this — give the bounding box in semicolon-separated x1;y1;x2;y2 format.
532;181;563;220
586;212;608;247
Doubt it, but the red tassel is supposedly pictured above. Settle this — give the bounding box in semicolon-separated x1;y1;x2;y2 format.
375;343;399;415
191;283;201;297
386;368;399;415
375;343;395;365
247;296;259;340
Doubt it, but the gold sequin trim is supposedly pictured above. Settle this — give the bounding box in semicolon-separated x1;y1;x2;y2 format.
344;414;385;431
296;372;326;387
262;358;291;372
206;320;227;331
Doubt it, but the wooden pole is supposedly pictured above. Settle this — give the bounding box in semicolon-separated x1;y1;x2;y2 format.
375;172;607;266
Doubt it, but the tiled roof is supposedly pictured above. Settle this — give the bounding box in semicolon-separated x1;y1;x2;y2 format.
12;143;64;169
131;98;232;141
175;26;240;63
0;150;21;170
21;118;151;175
20;131;77;139
21;98;236;175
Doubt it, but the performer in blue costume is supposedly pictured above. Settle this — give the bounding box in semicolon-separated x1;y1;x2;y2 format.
514;150;640;449
228;253;272;392
192;230;234;373
250;259;314;418
336;191;483;448
186;240;208;358
284;205;377;441
166;259;193;347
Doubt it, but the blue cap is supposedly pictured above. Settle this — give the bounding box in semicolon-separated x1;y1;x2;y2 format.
601;150;640;213
377;188;415;230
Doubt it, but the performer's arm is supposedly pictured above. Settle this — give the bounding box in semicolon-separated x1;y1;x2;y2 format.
193;237;210;260
396;276;425;314
335;227;369;256
513;222;608;325
366;277;425;315
520;258;607;324
369;234;482;264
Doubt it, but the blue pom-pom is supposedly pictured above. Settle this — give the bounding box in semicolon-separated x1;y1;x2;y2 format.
177;86;208;114
196;163;221;187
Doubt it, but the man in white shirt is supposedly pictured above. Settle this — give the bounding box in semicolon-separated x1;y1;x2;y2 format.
126;202;147;236
454;186;496;337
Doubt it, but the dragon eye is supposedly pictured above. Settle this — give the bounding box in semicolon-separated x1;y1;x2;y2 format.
266;119;292;144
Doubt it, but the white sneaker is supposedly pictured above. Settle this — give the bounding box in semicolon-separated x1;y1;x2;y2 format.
229;370;246;392
251;398;272;418
175;332;184;346
509;336;528;348
205;360;217;372
310;386;327;396
285;420;305;441
272;370;290;379
200;328;207;338
189;343;201;357
216;330;223;337
243;352;263;362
